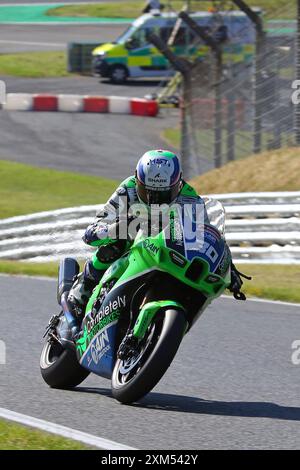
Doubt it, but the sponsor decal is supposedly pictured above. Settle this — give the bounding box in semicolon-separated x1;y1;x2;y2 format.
87;295;126;334
169;251;187;267
143;239;159;255
76;295;126;357
152;158;168;165
90;329;110;365
148;177;168;184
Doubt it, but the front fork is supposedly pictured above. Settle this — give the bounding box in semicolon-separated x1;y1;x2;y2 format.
133;300;186;340
117;300;187;359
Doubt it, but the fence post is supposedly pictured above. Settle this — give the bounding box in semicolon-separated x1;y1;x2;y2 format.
226;66;236;162
214;48;223;167
232;0;265;154
146;31;194;178
179;11;223;168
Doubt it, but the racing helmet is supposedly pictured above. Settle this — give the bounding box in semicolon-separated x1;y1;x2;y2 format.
135;150;182;205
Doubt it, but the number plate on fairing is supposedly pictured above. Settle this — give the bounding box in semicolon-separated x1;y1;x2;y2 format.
185;225;225;272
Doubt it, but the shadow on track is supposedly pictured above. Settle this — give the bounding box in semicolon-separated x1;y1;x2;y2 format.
73;387;300;422
74;386;113;398
136;393;300;422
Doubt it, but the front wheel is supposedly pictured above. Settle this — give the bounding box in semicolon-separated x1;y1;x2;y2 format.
109;64;128;84
40;339;89;389
111;309;187;404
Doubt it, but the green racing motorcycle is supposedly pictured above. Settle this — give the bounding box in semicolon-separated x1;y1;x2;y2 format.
40;215;234;404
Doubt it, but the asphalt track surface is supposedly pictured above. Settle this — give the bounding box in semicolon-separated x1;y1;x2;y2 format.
1;274;300;450
0;24;126;52
0;18;183;180
0;108;178;180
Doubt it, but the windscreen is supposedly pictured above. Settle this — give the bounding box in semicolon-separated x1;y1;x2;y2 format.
116;26;137;44
164;212;226;272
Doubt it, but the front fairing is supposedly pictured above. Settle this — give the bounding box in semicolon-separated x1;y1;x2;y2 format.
121;213;231;299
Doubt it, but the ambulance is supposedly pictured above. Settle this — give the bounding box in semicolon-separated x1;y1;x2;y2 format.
92;11;256;83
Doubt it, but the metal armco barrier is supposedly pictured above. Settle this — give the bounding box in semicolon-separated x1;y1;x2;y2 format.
0;192;300;264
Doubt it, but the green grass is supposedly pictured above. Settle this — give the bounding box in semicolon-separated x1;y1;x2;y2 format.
0;260;85;278
236;264;300;304
0;160;118;219
162;128;295;162
47;1;297;20
0;51;69;78
0;419;91;450
0;260;299;303
47;1;184;19
189;147;300;193
0;260;61;278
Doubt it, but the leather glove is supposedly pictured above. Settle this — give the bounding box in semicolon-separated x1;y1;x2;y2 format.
229;263;252;301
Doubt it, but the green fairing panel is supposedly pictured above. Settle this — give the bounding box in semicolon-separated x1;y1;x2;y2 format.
180;181;198;198
111;228;230;299
133;300;185;340
85;255;130;315
88;236;116;248
120;175;136;189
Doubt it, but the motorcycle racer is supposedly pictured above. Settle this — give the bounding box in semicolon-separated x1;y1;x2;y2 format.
68;150;246;319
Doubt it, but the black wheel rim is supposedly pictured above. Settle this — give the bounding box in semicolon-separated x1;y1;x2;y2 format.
112;67;126;81
114;316;163;387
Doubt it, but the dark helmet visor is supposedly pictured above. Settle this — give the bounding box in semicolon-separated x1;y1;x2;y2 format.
136;179;181;205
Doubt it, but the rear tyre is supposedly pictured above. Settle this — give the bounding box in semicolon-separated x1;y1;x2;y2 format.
40;340;89;389
111;309;187;404
109;65;128;84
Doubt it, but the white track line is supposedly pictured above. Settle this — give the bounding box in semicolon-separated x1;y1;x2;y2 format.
222;295;300;308
0;408;136;450
0;39;64;47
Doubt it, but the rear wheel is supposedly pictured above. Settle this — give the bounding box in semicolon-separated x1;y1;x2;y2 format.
109;64;128;84
40;339;89;389
111;309;187;404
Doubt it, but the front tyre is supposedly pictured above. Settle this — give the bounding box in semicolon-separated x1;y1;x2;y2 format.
112;309;187;404
40;340;89;389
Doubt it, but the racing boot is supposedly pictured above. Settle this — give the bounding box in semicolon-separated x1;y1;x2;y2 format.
68;240;127;321
67;260;105;321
